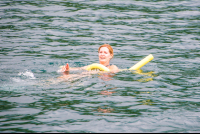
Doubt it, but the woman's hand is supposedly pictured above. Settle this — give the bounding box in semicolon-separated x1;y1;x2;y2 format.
61;63;70;72
59;63;88;73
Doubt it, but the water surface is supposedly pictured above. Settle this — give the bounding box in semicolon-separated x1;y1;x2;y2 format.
0;0;200;133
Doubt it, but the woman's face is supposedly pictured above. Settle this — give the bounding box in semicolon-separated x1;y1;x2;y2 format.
98;47;113;64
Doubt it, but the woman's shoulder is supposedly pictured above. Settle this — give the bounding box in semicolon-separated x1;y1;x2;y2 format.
110;64;118;68
109;65;119;72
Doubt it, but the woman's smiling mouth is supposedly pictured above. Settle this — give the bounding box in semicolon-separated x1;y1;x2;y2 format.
100;57;106;59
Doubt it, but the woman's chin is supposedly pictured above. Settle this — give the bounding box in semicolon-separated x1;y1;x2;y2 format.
99;61;109;65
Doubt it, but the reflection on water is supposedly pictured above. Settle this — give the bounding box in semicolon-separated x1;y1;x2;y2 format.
132;69;156;82
99;90;116;95
1;0;200;133
140;99;154;106
97;107;114;113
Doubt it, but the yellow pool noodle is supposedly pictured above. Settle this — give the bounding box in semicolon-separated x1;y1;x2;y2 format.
129;54;154;70
59;54;154;72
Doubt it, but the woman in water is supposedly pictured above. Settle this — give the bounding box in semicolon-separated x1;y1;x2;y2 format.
60;44;119;73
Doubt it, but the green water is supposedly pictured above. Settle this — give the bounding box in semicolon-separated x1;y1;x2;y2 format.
0;0;200;132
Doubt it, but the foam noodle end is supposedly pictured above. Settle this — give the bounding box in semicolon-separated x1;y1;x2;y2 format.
129;54;154;70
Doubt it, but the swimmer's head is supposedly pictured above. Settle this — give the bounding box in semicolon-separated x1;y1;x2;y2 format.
98;44;114;59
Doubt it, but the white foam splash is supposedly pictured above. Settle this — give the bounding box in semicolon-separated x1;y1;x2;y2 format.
18;70;36;79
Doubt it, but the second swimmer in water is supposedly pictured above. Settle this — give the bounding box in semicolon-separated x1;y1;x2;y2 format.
60;44;119;73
